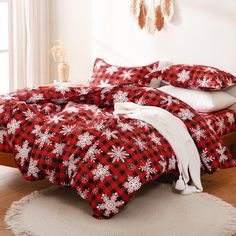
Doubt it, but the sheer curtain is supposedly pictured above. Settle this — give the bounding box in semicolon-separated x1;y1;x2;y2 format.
11;0;50;90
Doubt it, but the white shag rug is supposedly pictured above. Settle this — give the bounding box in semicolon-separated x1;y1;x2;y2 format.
5;183;236;236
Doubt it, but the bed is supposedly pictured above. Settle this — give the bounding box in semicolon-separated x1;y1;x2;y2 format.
0;84;235;219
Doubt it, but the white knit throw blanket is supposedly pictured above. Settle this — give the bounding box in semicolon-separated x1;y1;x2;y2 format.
114;102;203;194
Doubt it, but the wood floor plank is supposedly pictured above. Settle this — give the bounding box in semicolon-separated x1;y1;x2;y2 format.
0;166;235;236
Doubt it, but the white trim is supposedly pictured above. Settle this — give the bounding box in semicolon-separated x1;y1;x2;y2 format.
0;49;8;53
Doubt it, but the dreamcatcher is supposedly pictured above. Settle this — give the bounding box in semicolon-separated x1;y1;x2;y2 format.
131;0;175;34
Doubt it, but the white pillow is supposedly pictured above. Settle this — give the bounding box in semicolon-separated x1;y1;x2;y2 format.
158;85;236;112
225;86;236;110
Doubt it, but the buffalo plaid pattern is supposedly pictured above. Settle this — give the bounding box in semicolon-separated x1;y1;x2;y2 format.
0;85;234;219
88;58;159;87
146;64;236;90
200;109;236;136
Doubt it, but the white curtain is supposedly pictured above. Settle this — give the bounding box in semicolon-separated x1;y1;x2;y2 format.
11;0;50;90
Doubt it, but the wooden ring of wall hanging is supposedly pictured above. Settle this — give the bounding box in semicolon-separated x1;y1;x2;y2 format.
131;0;175;34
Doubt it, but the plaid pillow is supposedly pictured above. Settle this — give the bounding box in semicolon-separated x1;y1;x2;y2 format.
146;64;236;91
88;58;160;87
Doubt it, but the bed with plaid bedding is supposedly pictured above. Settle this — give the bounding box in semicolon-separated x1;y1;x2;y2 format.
0;85;234;218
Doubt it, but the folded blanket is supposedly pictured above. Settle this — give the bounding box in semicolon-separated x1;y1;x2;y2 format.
114;102;203;193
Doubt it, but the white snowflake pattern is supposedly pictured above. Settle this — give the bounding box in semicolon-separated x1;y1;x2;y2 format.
140;159;157;180
123;176;142;194
103;129;118;140
77;187;89;200
190;125;206;142
177;70;190;82
84;144;101;162
0;129;7;144
92;164;111;181
23;109;36;120
178;109;195;120
32;125;42;135
197;77;211;87
65;106;79;113
201;149;215;171
149;133;161;145
78;88;89;95
95;60;106;69
108;146;129;163
97;193;124;217
35;128;54;148
135;120;149;129
52;143;65;156
216;144;228;163
55;85;70;95
168;156;176;170
121;70;134;81
159;156;167;172
63;154;80;178
0;105;4;113
206;119;216;133
7;119;21;135
27;159;40;178
113;91;129;103
160;95;180;106
46;169;56;183
227;78;234;87
226;112;235;125
60;124;76;135
77;132;94;149
216;118;226;134
106;66;118;75
118;122;134;131
28;93;44;103
15;140;31;166
94;121;105;131
147;63;159;73
133;137;147;151
203;67;217;73
49;115;65;124
99;80;112;87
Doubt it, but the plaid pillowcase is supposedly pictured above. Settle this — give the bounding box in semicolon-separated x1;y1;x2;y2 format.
146;64;236;91
88;58;160;87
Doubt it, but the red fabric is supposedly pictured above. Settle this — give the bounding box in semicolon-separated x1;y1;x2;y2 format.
0;85;234;219
89;58;159;87
200;109;236;136
146;64;236;90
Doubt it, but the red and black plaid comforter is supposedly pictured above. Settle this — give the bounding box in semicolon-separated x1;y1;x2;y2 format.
0;85;234;218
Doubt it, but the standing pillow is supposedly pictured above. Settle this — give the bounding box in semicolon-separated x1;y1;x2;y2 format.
146;64;236;91
89;58;164;87
158;85;236;113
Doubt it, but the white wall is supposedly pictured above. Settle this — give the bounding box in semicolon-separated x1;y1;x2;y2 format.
50;0;236;84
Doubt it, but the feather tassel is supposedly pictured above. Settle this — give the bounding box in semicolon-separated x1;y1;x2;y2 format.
155;5;165;31
160;0;175;22
130;0;140;19
138;0;147;29
145;4;156;35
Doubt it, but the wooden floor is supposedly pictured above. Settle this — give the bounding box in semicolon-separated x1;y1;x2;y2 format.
0;166;235;236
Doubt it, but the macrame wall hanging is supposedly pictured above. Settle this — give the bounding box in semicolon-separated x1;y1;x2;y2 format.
131;0;175;34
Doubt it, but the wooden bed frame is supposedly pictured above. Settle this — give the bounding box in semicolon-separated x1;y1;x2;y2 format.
0;131;235;169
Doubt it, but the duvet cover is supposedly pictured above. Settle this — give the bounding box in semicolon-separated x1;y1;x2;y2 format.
0;85;234;218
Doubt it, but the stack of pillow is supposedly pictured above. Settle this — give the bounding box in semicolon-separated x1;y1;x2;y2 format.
89;58;236;113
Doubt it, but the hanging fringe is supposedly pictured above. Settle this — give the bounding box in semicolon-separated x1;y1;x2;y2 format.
130;0;140;19
155;5;165;31
160;0;175;22
145;10;155;34
138;0;147;29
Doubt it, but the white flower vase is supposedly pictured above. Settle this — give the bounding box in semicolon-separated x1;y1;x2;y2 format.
58;62;70;82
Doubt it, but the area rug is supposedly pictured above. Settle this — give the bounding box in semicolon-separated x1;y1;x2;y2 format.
5;183;236;236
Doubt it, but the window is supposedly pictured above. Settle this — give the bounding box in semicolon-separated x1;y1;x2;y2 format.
0;0;10;94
